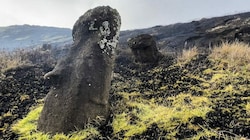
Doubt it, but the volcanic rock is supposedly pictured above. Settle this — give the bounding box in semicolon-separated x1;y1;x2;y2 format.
37;6;121;134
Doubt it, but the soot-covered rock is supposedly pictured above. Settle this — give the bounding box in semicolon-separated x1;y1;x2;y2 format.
37;6;121;134
128;34;161;64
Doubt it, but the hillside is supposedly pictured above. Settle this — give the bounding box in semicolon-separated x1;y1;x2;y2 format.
1;12;250;52
119;12;250;52
0;25;72;50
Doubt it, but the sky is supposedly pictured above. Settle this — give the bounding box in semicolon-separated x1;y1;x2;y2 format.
1;0;250;30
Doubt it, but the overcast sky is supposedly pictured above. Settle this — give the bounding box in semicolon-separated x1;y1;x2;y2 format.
1;0;250;30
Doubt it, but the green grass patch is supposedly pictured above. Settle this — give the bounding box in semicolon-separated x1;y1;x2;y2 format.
12;105;100;140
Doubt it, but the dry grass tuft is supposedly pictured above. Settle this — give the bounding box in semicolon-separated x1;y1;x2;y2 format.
0;50;25;73
0;47;55;74
209;41;250;71
177;47;198;64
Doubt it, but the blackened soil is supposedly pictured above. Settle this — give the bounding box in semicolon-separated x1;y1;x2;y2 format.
0;65;52;139
1;52;250;139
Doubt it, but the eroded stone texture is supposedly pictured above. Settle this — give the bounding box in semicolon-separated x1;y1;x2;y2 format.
128;34;161;63
37;6;121;134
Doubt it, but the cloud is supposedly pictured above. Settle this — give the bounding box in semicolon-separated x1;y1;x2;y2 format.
0;0;94;28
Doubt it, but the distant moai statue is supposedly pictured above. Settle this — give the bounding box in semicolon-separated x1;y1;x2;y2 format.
37;6;121;134
128;34;161;64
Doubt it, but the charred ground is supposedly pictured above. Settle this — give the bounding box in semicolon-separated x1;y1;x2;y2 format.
1;41;250;139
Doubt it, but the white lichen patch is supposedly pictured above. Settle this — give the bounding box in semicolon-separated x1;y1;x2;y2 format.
100;21;111;36
97;20;120;56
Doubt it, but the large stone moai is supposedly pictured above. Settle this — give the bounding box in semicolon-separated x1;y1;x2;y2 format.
37;6;121;134
128;34;161;64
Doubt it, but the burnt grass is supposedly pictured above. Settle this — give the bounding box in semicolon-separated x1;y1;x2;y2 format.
109;54;206;140
109;53;250;139
1;52;250;139
0;65;53;139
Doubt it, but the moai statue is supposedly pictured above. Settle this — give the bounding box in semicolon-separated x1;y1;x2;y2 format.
37;6;121;134
128;34;160;63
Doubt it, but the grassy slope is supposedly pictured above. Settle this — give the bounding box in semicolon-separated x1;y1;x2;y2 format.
12;42;250;139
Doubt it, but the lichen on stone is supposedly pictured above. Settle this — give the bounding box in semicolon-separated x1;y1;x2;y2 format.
97;20;120;56
88;20;118;55
100;21;111;36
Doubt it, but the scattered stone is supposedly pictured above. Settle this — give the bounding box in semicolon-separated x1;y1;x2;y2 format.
128;34;161;64
37;6;121;134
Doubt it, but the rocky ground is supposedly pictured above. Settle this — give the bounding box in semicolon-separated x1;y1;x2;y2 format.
1;44;250;139
109;52;250;139
0;64;52;139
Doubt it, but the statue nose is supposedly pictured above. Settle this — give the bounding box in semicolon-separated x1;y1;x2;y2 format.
44;69;62;87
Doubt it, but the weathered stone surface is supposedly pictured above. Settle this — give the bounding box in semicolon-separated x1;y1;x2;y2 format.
128;34;160;63
37;6;121;134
